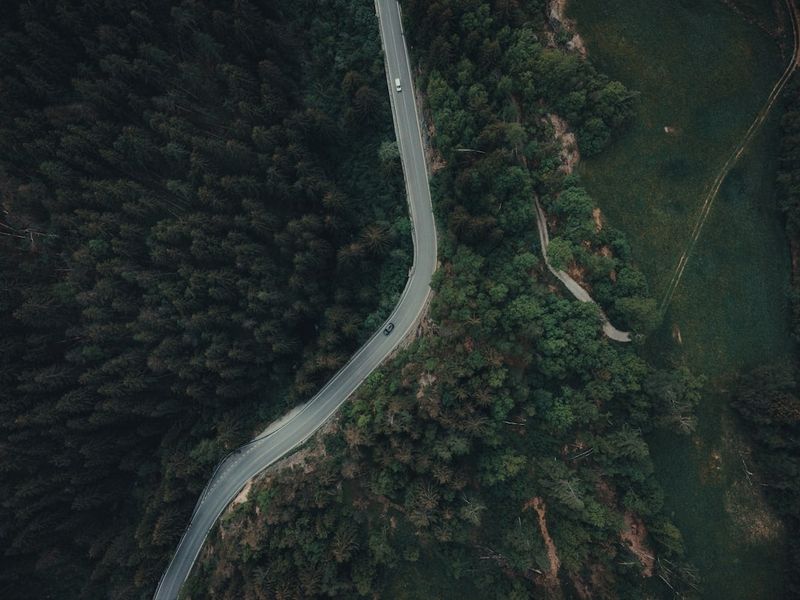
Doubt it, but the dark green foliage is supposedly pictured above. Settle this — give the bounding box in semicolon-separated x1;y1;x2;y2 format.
0;0;408;597
728;79;800;595
0;0;692;598
644;367;703;435
404;0;645;333
185;1;695;599
732;363;800;595
778;78;800;339
731;80;800;586
542;182;659;334
403;0;635;159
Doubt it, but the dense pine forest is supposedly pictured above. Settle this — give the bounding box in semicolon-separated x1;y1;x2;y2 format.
185;1;702;599
0;0;410;597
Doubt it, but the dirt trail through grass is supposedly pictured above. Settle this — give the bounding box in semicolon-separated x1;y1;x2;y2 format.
660;0;800;312
567;0;795;597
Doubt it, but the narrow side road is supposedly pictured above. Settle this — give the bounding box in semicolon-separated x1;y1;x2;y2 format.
533;197;632;342
152;1;437;597
660;0;800;312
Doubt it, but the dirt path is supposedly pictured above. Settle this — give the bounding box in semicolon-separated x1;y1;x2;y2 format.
659;0;800;312
524;497;562;594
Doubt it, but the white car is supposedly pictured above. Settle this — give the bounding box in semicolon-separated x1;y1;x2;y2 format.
395;78;402;92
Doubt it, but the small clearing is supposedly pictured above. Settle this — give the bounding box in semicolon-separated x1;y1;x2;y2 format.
567;262;590;289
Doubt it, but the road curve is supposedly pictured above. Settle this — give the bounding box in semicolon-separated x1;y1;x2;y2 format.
533;197;631;342
152;2;436;597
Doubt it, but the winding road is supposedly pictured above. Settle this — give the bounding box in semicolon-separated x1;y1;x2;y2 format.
152;1;437;597
660;0;800;312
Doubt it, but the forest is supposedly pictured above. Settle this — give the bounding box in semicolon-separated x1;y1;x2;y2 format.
184;0;702;599
729;77;800;595
0;0;410;597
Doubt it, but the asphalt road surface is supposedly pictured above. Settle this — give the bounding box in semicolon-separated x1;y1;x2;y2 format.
152;1;436;598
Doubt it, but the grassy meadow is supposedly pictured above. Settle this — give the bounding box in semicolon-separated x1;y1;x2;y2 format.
568;0;787;298
567;0;795;597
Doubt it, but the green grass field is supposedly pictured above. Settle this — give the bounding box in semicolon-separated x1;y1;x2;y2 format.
568;0;795;597
568;0;787;299
645;114;794;600
660;114;794;374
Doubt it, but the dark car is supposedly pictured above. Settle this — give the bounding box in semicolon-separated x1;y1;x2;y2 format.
383;322;395;336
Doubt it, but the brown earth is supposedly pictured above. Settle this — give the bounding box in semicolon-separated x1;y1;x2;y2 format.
567;262;590;290
620;512;655;577
548;113;580;174
549;0;588;58
230;479;253;508
720;415;785;544
417;372;437;400
414;76;447;174
523;497;563;595
592;207;603;232
724;479;784;544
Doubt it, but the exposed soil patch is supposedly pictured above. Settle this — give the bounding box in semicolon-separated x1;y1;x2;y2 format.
724;479;784;544
720;415;785;544
414;77;447;174
222;417;339;516
271;420;334;474
523;497;562;595
620;512;655;577
417;372;437;400
591;478;655;578
549;0;588;58
548;113;581;174
201;422;343;594
414;303;438;340
592;207;603;232
567;262;590;290
230;479;253;508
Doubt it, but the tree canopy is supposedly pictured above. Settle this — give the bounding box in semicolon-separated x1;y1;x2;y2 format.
183;1;698;599
0;0;409;596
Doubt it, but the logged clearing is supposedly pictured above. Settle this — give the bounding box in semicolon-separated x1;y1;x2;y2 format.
524;497;562;594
